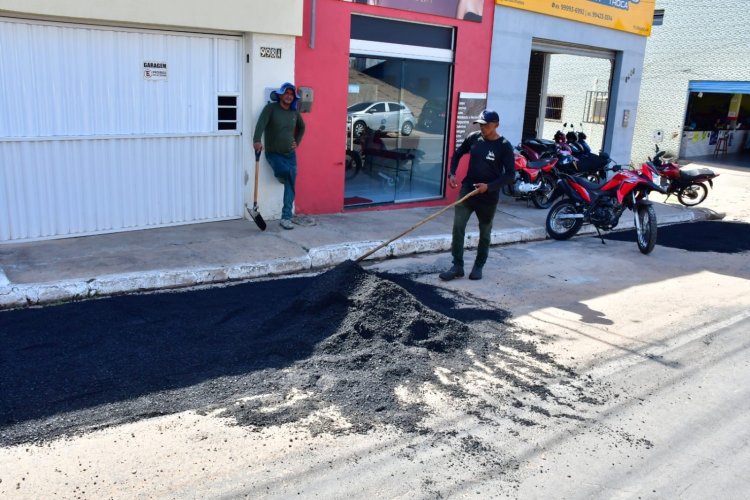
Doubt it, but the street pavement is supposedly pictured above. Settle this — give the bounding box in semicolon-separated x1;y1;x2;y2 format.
0;162;730;310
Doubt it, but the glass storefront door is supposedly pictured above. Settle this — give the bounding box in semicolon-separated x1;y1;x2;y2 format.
344;55;451;207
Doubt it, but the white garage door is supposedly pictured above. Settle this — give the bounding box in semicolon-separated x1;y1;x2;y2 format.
0;18;243;242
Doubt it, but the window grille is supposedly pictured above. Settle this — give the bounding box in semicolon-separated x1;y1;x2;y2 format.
218;95;238;130
583;91;608;124
545;95;563;121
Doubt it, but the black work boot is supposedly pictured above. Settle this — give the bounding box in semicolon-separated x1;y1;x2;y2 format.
469;264;483;280
439;265;464;281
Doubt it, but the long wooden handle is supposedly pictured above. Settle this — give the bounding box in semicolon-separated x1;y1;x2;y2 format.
356;188;480;263
253;150;261;204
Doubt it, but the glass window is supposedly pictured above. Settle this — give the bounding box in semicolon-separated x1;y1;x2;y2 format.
344;55;451;207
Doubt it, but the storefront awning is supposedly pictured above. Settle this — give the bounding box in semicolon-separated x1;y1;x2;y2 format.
688;81;750;95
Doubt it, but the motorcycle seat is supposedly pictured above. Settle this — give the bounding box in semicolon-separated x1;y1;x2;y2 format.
526;158;554;169
572;175;603;190
576;155;609;172
680;167;715;180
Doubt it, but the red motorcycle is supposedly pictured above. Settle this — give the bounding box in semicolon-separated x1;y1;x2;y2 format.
503;153;559;208
645;145;719;206
546;164;668;254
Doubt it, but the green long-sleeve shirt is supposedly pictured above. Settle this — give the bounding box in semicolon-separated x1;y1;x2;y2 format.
252;103;305;154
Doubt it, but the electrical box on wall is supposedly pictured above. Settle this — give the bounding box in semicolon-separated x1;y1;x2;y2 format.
298;86;313;113
653;129;664;142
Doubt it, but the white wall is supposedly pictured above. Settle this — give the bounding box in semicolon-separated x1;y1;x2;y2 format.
244;33;298;221
543;54;611;155
0;0;303;35
489;5;647;163
632;0;750;161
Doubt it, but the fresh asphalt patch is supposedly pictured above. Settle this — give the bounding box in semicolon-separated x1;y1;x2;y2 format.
2;261;635;466
603;220;750;253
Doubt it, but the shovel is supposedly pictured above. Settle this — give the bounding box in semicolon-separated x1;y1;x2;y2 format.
247;149;267;231
356;188;479;263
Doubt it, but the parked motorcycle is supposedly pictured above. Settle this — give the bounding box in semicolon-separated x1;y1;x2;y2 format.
545;164;668;254
520;128;611;183
503;153;559;208
645;145;719;206
518;137;557;161
563;123;592;155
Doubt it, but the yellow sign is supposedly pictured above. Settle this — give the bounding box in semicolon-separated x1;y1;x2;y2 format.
495;0;655;36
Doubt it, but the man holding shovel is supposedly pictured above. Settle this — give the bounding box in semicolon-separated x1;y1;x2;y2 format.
439;109;515;281
253;82;306;230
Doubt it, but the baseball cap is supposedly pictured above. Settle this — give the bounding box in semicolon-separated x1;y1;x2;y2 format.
474;109;499;124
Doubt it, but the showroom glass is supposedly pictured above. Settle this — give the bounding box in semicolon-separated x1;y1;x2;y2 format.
344;55;451;207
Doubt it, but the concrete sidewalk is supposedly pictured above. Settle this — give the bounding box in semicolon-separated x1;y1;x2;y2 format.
0;194;717;310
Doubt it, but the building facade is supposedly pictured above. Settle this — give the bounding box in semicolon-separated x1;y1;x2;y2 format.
2;0;669;243
487;0;653;164
632;0;750;162
0;0;303;242
295;0;494;214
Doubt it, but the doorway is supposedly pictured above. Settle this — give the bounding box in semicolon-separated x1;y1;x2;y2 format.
522;41;615;155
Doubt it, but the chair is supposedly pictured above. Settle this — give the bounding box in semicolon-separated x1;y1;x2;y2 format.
713;132;729;157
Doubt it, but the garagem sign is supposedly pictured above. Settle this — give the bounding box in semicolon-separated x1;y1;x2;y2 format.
495;0;654;36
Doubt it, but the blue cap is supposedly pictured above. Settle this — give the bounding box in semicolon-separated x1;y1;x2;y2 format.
474;109;499;124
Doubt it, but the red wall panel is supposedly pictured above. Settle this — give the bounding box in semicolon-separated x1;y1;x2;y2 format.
294;0;494;214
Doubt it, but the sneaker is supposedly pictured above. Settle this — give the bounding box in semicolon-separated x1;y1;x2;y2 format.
438;265;464;281
291;215;317;227
280;219;294;230
469;265;483;280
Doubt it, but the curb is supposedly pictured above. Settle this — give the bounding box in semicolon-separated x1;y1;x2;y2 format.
0;211;711;311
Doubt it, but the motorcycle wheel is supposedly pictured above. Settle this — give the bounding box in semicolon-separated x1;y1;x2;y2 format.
546;200;583;240
531;175;556;209
677;183;708;206
635;204;658;255
345;150;362;180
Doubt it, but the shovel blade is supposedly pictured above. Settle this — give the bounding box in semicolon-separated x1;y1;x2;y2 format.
247;205;267;231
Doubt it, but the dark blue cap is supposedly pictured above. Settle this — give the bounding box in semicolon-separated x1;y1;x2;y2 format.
474;109;499;124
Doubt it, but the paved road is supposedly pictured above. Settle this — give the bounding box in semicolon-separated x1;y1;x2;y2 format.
2;217;748;498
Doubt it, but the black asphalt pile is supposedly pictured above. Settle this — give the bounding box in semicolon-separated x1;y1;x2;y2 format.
218;261;594;436
219;260;474;433
1;260;600;445
604;220;750;253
